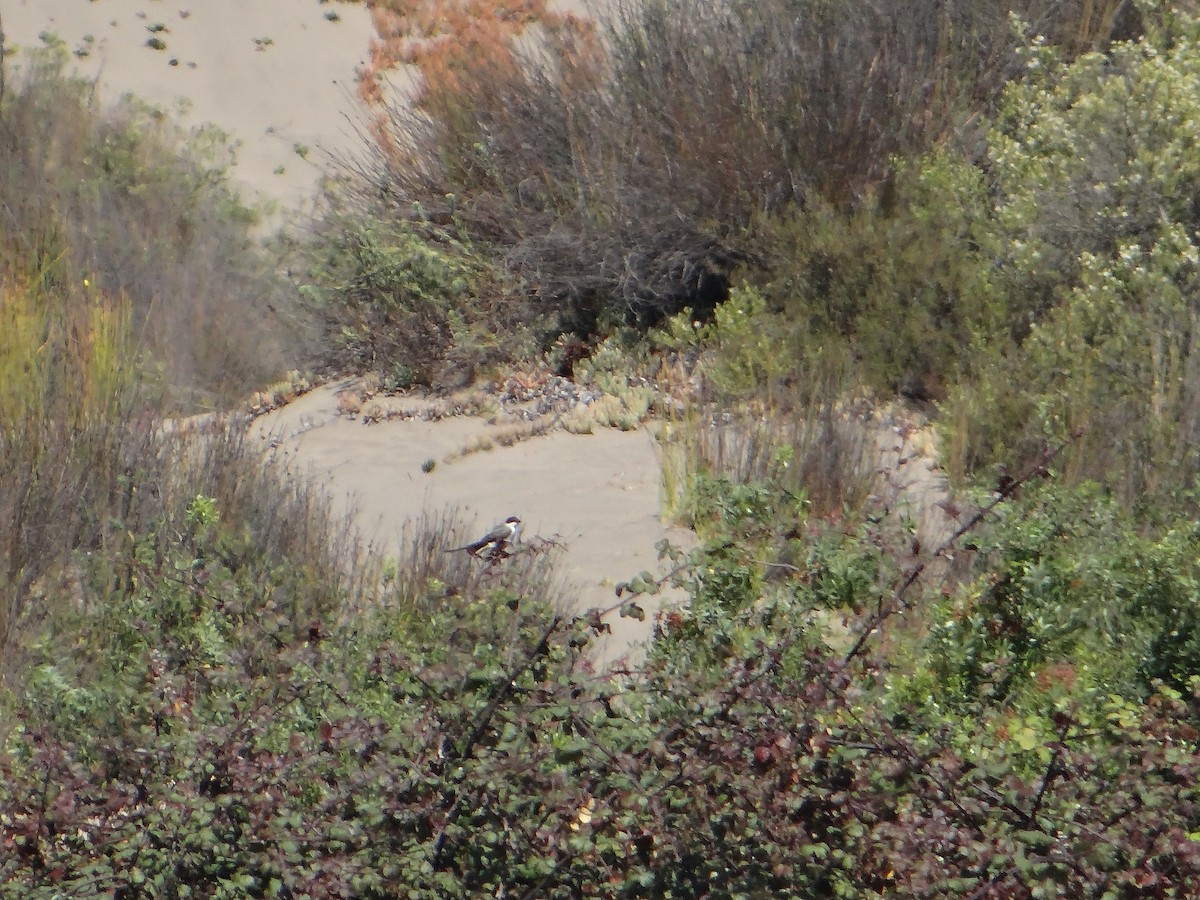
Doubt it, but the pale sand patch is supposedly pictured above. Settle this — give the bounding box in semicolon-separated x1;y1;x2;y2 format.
255;384;693;666
2;0;379;223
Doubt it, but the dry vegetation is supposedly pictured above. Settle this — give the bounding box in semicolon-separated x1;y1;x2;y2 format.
0;39;307;412
313;0;1140;390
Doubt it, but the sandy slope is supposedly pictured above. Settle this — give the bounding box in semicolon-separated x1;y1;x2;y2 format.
2;0;378;223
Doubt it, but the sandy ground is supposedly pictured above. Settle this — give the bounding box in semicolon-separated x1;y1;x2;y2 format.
247;384;953;666
2;0;379;224
1;0;600;223
254;384;692;665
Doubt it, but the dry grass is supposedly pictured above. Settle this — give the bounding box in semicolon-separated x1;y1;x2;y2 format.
712;405;871;518
0;43;342;688
0;268;364;694
0;39;308;412
0;399;381;694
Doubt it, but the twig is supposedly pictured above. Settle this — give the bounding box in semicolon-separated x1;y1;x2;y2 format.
0;11;7;116
1028;714;1073;826
840;429;1083;667
430;615;563;868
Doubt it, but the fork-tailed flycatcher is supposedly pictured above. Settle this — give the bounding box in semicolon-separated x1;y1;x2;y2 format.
446;516;522;559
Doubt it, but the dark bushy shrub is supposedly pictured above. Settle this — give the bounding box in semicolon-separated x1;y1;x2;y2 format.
323;0;1141;383
9;436;1200;896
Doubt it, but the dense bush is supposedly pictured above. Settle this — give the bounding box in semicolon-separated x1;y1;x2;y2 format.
945;9;1200;500
8;459;1200;896
749;154;1004;401
917;480;1200;709
0;505;591;897
322;0;1137;378
301;212;536;387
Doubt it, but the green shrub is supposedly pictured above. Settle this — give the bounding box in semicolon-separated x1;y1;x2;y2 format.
303;212;535;385
663;285;793;400
750;152;1006;401
9;463;1200;895
946;11;1200;501
916;480;1200;711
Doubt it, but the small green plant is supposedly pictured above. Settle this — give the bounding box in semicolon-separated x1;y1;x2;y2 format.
383;362;415;392
695;285;792;400
184;493;219;529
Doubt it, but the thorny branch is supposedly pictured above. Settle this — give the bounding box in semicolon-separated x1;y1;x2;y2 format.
840;428;1085;667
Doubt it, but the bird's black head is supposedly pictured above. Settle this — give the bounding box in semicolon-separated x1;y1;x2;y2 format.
505;516;522;525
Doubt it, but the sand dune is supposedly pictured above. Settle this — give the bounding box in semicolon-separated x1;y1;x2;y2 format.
3;0;378;223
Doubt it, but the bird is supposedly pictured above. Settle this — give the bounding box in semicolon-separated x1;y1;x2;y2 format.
445;516;522;560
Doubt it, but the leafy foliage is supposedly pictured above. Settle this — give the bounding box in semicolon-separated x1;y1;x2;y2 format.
10;467;1200;896
755;154;1005;402
918;481;1200;709
948;11;1200;500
